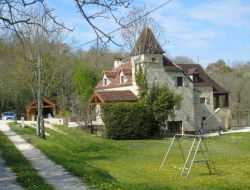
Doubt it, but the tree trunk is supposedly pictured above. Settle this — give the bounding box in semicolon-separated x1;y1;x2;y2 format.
39;52;46;139
36;53;41;136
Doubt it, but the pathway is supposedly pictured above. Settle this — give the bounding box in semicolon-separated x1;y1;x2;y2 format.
204;127;250;137
0;121;88;190
0;152;23;190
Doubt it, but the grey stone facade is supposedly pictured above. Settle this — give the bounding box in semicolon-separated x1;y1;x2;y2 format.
92;27;231;133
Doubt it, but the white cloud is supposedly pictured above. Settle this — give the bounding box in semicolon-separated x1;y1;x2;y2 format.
151;9;223;52
186;0;250;28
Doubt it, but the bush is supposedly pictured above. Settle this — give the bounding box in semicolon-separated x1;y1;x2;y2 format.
147;84;182;126
102;102;158;140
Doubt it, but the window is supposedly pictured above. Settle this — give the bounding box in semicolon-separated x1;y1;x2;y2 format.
103;78;107;86
193;74;199;83
167;121;182;134
176;77;183;86
120;75;124;84
200;97;205;104
206;97;210;105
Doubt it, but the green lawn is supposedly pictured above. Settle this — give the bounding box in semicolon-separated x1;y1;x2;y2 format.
10;123;250;190
0;131;54;190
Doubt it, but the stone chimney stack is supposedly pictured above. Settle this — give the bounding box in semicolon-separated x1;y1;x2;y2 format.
114;58;123;68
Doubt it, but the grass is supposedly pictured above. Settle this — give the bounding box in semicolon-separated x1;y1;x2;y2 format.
0;131;54;190
10;123;250;190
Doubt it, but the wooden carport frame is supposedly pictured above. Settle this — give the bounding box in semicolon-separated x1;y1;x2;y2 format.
26;98;57;121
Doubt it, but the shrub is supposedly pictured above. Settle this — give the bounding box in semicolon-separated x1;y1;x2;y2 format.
147;84;182;126
102;85;182;140
102;102;158;140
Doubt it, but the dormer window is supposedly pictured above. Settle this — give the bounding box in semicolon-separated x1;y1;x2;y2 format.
188;68;199;83
103;78;108;86
120;75;125;84
120;70;127;84
193;74;199;83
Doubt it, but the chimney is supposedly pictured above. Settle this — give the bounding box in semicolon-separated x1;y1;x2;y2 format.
114;58;123;68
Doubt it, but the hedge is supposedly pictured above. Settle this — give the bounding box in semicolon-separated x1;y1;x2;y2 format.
102;102;158;140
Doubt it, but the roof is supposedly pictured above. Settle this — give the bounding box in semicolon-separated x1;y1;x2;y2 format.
120;68;132;75
95;63;132;90
210;79;229;94
131;27;165;56
26;98;56;113
95;90;137;103
103;71;117;78
163;56;182;72
177;64;228;93
188;68;199;75
113;62;131;70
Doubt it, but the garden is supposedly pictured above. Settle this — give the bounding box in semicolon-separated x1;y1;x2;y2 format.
9;123;250;190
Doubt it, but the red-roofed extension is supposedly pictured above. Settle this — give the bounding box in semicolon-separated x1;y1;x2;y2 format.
89;90;137;104
96;63;132;90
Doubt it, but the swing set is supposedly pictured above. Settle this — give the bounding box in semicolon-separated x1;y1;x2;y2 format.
159;134;218;178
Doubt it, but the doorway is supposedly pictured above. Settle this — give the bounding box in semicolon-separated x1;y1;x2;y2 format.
167;121;182;134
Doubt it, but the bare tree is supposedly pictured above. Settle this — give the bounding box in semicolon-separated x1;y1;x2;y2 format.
69;94;93;132
0;0;69;40
9;6;67;138
75;0;132;46
207;60;250;126
172;56;196;65
1;0;133;45
0;0;134;137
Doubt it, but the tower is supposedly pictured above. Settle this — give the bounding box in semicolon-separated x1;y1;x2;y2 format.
130;27;165;86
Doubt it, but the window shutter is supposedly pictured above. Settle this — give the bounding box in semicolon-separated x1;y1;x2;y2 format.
174;77;177;86
184;78;189;87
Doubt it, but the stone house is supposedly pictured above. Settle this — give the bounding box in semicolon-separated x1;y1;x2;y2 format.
89;27;231;134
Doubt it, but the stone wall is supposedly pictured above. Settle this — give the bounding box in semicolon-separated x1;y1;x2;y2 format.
203;108;232;131
132;54;197;132
94;53;232;133
194;86;214;128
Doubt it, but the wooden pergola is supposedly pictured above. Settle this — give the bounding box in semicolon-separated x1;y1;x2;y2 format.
26;98;57;121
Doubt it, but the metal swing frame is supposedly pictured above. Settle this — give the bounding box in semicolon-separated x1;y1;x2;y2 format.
159;134;217;178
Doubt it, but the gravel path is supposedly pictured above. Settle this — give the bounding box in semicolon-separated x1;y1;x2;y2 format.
0;121;88;190
0;153;23;190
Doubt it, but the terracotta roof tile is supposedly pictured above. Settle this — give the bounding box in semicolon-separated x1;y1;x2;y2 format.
121;68;132;75
104;71;117;78
96;63;132;89
96;90;137;103
113;62;131;71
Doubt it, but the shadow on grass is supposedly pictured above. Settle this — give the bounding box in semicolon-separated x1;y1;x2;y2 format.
10;123;120;189
0;132;53;190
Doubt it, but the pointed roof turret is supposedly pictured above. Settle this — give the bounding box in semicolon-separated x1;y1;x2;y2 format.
131;26;165;56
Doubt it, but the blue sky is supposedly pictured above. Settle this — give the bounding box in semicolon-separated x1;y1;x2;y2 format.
47;0;250;67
